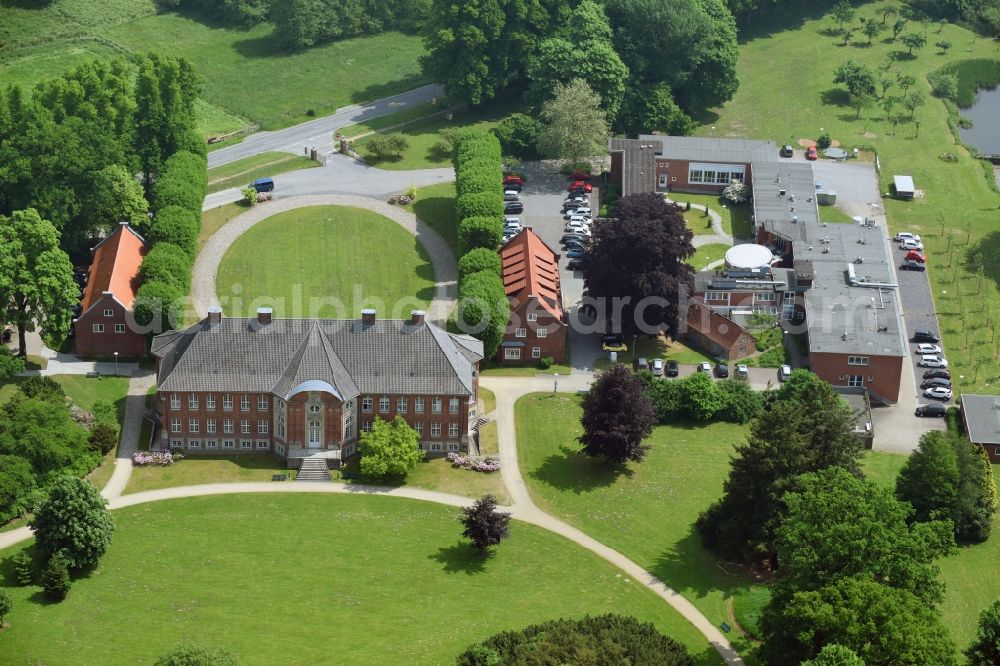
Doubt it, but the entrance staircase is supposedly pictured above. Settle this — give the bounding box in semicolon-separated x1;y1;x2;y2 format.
297;457;332;482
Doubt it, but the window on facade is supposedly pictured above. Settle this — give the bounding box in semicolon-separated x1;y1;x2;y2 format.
207;419;216;434
755;292;776;302
658;174;668;187
103;309;114;317
716;172;730;184
414;398;424;413
256;441;269;450
515;327;527;338
848;356;870;366
448;443;460;452
532;347;541;358
188;440;200;449
241;440;252;449
223;440;235;449
188;394;198;409
431;398;442;414
170;418;181;433
397;397;407;413
308;404;321;414
527;313;538;322
206;440;217;449
378;397;389;413
414;422;424;435
362;397;373;412
431;422;441;437
170;394;180;410
449;423;459;437
170;440;182;449
258;395;268;410
448;398;459;414
848;375;864;387
431;443;442;452
505;348;521;360
223;419;234;434
241;420;251;434
362;421;372;433
705;292;726;301
690;169;703;182
345;423;354;439
114;324;126;333
258;420;268;434
188;419;199;433
537;328;547;338
206;394;215;409
240;395;250;411
223;395;233;411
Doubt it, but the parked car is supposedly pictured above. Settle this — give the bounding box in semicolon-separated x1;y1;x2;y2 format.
780;144;794;157
912;330;940;343
714;362;729;378
601;335;627;352
504;202;524;214
666;360;679;377
805;146;818;160
504;222;523;233
924;386;953;401
568;181;593;192
894;232;921;242
923;369;951;380
921;378;952;390
915;343;942;355
636;357;649;372
503;190;520;202
564;207;592;218
652;358;665;377
563;242;586;254
565;223;589;234
565;248;585;259
563;236;586;248
915;403;947;417
503;174;524;186
567;259;582;271
918;355;949;368
900;239;924;251
735;363;749;379
778;364;793;381
564;195;588;206
905;250;926;263
900;261;926;271
250;177;274;193
697;361;712;373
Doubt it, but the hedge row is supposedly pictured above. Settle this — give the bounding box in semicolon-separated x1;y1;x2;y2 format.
640;371;764;424
136;148;207;333
458;269;509;360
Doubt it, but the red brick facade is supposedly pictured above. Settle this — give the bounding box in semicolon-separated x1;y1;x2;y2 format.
652;158;754;195
809;352;903;404
75;294;147;358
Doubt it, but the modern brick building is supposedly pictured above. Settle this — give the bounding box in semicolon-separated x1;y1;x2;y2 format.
74;222;148;359
497;228;567;364
151;308;484;467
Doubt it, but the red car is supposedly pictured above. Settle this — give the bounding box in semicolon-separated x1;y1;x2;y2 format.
568;181;593;192
906;250;926;263
805;145;818;161
503;175;524;186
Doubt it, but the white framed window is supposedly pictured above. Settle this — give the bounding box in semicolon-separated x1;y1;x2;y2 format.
188;394;198;409
188;440;200;449
362;421;373;433
532;347;541;358
431;398;442;413
206;394;215;409
414;422;424;435
223;395;233;411
206;440;217;449
430;443;442;452
104;308;114;317
305;420;318;444
431;422;441;437
379;397;390;413
240;440;252;449
448;398;459;414
362;397;373;412
515;327;527;338
505;348;521;360
397;397;407;413
223;418;234;434
240;395;250;411
188;419;199;433
170;394;180;410
658;173;668;188
848;356;870;366
170;418;181;433
256;441;269;450
537;328;548;338
448;423;459;437
114;324;126;333
345;423;354;439
447;443;460;452
276;412;286;439
241;420;251;434
207;419;217;434
223;440;235;449
527;313;538;322
309;404;321;414
755;292;776;303
170;440;182;449
257;420;268;434
414;397;424;413
258;395;268;410
848;375;864;387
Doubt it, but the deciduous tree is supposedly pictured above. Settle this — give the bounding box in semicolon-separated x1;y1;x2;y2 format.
460;494;511;554
358;415;424;480
801;644;865;665
579;365;655;464
902;31;927;54
0;588;12;626
862;16;882;43
832;0;854;31
30;476;115;569
537;79;610;162
0;348;25;382
616;82;694;136
967;599;1000;665
82;165;148;238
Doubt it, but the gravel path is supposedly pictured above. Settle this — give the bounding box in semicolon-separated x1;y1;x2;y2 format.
190;194;457;325
101;370;156;501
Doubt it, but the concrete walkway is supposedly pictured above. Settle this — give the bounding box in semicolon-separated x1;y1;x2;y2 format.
102;370;156;501
191;194;458;325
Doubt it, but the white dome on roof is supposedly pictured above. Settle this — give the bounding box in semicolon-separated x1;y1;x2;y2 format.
725;244;774;271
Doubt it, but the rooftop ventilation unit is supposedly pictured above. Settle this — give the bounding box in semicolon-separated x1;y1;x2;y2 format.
778;189;786;196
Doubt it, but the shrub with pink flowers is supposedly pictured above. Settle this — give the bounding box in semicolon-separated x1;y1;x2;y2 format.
447;451;500;473
132;451;176;466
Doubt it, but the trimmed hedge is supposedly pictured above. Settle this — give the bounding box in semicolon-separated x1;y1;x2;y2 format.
139;242;193;290
456;164;503;198
133;280;184;334
458;216;504;252
456;191;504;222
457;269;509;359
148;206;200;257
455;131;502;168
458;248;502;278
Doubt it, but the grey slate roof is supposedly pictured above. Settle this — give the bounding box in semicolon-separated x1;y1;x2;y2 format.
961;394;1000;445
638;135;778;165
153;317;484;397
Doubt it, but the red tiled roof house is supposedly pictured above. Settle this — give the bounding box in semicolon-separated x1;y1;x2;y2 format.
74;223;148;359
498;229;567;364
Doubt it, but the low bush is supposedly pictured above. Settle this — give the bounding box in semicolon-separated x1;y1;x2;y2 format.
12;551;34;586
447;452;501;472
560;161;593;176
366;132;409;159
132;451;176;466
817;133;832;149
929;70;959;100
538;356;554;369
88;423;119;455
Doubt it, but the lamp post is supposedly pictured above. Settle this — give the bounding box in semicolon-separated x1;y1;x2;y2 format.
554;373;559;393
113;351;119;377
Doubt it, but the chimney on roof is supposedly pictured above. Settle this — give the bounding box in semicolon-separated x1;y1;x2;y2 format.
256;307;272;326
410;310;426;327
207;306;222;326
361;309;376;326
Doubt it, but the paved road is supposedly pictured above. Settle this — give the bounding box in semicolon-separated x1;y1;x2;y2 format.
207;84;445;168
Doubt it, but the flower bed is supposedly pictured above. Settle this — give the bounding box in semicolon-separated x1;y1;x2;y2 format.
132;451;177;467
446;452;501;473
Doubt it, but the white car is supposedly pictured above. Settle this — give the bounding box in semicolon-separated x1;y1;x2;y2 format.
564;207;592;218
504;222;522;232
924;386;953;400
698;361;712;373
918;355;949;368
900;239;924;251
735;363;749;379
504;216;521;225
915;343;942;355
651;358;665;376
564;222;589;233
779;364;793;381
894;232;921;242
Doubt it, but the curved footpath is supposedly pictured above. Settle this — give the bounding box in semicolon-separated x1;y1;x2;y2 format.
190;194;458;325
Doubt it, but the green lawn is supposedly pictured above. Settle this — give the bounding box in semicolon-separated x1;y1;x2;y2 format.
595;335;715;368
405;182;460;256
125;454;296;493
688;243;731;270
199;201;250;249
0;1;428;131
0;494;720;663
479;387;496;415
0;374;129;420
338;102;445;138
206;152;321;194
670;194;751;238
354;100;521;170
515;393;755;658
703;0;1000;393
216;205;435;319
683;208;719;235
480;363;574;377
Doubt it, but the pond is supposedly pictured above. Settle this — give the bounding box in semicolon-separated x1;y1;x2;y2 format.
959;85;1000;155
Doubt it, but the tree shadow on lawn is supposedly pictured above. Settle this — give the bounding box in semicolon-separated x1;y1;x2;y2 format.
430;541;489;575
734;0;846;43
964;230;1000;292
819;88;851;107
651;528;756;613
528;445;633;494
349;76;434;105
